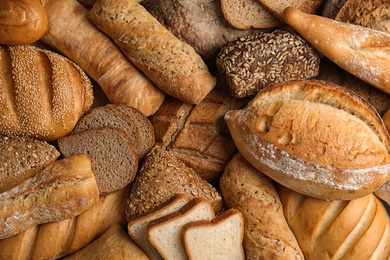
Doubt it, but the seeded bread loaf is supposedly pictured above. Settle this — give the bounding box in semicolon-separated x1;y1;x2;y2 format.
40;0;165;117
150;85;247;184
216;28;320;98
225;80;390;200
0;135;60;193
89;0;216;105
0;0;48;45
278;185;390;259
58;127;139;195
126;146;223;220
0;185;130;259
0;44;93;141
0;154;99;239
220;153;304;259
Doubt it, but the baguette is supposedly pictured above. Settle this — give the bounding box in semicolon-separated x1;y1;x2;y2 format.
282;6;390;95
0;154;99;239
225;80;390;200
40;0;165;116
0;44;93;141
0;0;48;45
89;0;216;105
0;186;130;260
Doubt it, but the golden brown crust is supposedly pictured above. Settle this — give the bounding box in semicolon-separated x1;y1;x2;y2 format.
0;0;48;45
225;80;390;200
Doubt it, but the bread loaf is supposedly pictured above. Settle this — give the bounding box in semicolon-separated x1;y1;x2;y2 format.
225;80;390;200
321;0;348;18
0;186;130;259
40;0;165;117
0;135;60;193
278;185;390;259
220;153;304;259
216;28;320;98
89;0;216;105
0;0;48;45
283;6;390;95
0;154;99;239
0;44;93;141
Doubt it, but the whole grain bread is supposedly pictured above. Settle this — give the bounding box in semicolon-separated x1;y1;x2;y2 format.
58;127;139;195
0;135;60;193
126;146;223;220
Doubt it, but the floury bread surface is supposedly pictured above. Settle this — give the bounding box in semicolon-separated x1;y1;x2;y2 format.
225;80;390;200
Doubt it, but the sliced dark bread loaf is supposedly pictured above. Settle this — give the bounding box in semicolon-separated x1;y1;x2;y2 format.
57;126;139;195
72;105;142;157
106;104;155;158
0;135;60;193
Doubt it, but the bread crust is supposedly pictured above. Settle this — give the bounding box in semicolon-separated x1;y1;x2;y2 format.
225;80;390;200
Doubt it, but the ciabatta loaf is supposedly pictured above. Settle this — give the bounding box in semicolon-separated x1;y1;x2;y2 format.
89;0;216;105
0;154;99;239
0;135;60;193
220;153;304;259
40;0;165;116
278;185;390;259
225;80;390;200
0;0;48;45
0;44;93;141
283;7;390;95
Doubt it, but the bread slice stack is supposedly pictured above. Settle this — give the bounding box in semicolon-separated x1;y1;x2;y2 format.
128;194;245;260
58;103;155;195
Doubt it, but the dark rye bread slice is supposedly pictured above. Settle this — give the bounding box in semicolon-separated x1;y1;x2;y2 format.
106;104;155;158
72;104;142;157
57;127;139;195
0;135;60;193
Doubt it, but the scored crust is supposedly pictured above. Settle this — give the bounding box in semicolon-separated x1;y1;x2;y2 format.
225;79;390;200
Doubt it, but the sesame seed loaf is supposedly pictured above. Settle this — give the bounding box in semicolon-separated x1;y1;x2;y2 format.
126;146;223;221
0;44;94;141
0;135;60;193
150;85;248;184
0;154;99;240
58;126;139;195
216;28;320;98
225;80;390;200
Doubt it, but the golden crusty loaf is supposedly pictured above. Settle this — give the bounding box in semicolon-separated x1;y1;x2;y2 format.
150;85;247;184
0;154;99;240
225;80;390;200
220;153;304;259
0;185;130;260
278;185;390;259
0;0;48;45
40;0;165;117
0;44;93;141
89;0;216;105
0;135;60;193
283;7;390;95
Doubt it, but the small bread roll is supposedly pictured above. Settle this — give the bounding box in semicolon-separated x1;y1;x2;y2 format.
225;79;390;200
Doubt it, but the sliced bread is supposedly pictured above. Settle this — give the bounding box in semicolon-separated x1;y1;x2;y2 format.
57;126;139;195
220;0;281;29
128;194;190;260
182;209;245;260
147;198;215;260
72;104;142;157
106;103;155;158
0;135;60;193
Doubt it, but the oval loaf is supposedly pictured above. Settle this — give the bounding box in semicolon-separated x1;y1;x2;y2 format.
225;79;390;200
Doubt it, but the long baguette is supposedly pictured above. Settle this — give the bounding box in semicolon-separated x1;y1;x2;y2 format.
282;6;390;95
89;0;216;105
40;0;165;116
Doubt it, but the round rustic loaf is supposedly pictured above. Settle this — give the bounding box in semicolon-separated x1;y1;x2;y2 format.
225;79;390;200
216;28;320;98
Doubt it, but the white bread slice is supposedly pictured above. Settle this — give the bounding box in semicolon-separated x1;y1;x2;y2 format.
147;198;215;260
182;209;245;260
128;194;190;260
